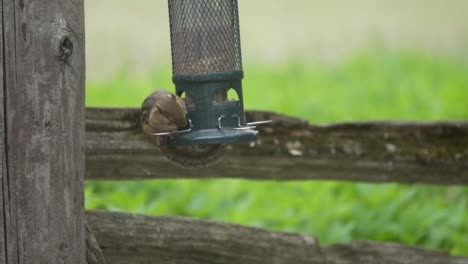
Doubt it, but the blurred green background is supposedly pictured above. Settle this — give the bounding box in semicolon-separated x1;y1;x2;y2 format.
85;0;468;255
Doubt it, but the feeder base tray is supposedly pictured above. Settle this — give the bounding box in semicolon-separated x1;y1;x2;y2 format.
168;128;258;146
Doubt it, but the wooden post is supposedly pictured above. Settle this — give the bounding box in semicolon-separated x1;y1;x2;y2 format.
1;0;86;263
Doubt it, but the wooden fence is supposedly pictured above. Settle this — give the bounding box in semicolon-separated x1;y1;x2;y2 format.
86;108;468;184
84;107;468;264
1;0;468;263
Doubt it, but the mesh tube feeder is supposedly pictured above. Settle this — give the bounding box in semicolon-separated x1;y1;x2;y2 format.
165;0;269;148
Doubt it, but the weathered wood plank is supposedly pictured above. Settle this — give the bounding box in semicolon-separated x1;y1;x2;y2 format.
0;1;7;260
1;0;19;261
323;241;468;264
86;211;468;264
85;107;468;185
1;0;86;263
86;210;326;264
2;0;19;261
86;221;107;264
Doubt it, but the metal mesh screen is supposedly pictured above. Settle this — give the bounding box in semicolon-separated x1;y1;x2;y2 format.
168;0;243;76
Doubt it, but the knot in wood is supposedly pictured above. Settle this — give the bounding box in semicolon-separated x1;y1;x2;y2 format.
59;36;74;61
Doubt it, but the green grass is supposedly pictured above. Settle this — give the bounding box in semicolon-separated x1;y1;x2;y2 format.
86;49;468;255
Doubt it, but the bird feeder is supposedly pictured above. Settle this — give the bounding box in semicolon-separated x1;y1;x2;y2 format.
162;0;269;146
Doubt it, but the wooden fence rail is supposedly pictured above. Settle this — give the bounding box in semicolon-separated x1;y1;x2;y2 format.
86;210;468;264
86;107;468;185
84;107;468;263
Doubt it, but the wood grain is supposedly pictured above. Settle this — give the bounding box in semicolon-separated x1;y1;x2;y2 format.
0;1;7;260
1;0;86;263
86;108;468;185
86;211;468;264
86;221;107;264
87;210;325;264
1;0;18;261
323;241;468;264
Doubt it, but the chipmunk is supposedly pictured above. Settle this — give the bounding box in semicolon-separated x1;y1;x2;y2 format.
141;89;187;135
141;89;225;168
